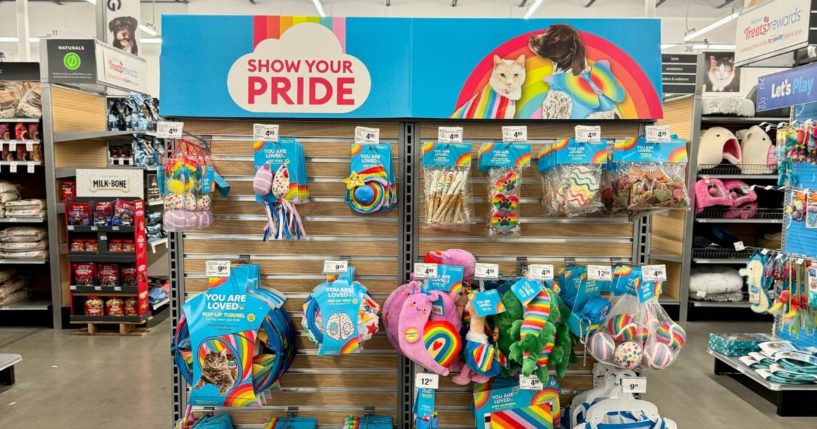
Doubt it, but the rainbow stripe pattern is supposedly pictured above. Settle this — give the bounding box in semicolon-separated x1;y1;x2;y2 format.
452;84;517;119
423;320;462;368
253;16;346;51
489;404;554;429
520;289;552;339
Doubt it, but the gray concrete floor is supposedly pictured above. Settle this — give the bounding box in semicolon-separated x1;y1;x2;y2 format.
0;320;815;428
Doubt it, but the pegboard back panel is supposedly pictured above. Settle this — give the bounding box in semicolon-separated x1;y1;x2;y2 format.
416;122;641;427
180;120;403;425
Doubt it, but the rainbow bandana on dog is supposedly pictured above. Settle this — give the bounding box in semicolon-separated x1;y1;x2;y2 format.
544;59;625;120
253;138;309;240
344;143;398;214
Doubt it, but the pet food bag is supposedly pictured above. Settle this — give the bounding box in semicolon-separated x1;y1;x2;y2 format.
344;143;397;214
422;141;474;230
610;136;689;215
478;142;532;237
539;139;607;217
587;266;685;371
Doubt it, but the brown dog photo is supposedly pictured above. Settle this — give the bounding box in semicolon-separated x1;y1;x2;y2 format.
109;16;139;56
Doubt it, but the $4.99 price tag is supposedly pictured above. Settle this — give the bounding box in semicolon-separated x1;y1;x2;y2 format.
475;263;499;280
415;372;439;390
253;124;279;142
438;126;463;143
587;265;612;281
519;375;544;390
414;263;438;279
645;125;671;143
323;260;348;274
528;264;554;281
621;376;647;394
205;260;231;278
575;125;601;143
502;126;528;142
354;126;380;144
156;121;184;139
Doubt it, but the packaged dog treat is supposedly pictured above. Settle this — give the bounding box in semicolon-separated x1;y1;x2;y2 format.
120;240;135;252
108;240;122;252
0;124;8;140
611;136;690;215
478;142;532;237
85;297;104;317
93;201;113;226
73;262;96;285
66;202;90;226
106;298;125;316
14;123;27;140
539;138;607;217
124;298;138;316
120;265;137;287
70;239;85;253
61;181;76;202
28;123;39;140
422;142;473;230
98;263;119;286
84;239;98;253
112;199;135;226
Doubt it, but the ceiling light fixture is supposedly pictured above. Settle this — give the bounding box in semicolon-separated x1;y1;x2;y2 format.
661;44;677;50
138;24;158;37
524;0;544;19
684;11;739;42
691;43;736;50
141;38;163;44
85;0;97;5
312;0;326;17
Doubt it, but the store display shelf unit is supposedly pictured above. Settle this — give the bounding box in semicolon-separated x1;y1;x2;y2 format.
0;216;46;223
701;116;789;124
0;353;21;386
0;299;51;311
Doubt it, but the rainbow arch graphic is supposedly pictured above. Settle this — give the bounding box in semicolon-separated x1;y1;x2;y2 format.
253;15;346;51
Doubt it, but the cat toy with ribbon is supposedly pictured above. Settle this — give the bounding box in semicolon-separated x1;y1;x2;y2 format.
253;138;309;241
478;142;532;237
344;143;398;214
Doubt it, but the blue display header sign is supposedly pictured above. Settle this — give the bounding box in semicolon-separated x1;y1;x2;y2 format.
160;16;663;120
757;62;817;112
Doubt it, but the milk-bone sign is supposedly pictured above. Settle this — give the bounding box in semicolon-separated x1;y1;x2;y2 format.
227;23;371;113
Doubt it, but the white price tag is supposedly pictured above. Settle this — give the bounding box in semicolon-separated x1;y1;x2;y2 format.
253;124;279;142
94;286;102;291
621;376;647;394
9;141;16;151
519;375;544;390
528;264;554;281
438;126;463;144
9;162;16;173
205;260;231;278
354;126;380;144
502;126;528;142
797;258;805;265
415;372;439;390
642;264;667;282
761;249;769;255
587;265;612;281
25;141;33;151
156;121;184;139
475;263;500;280
113;286;122;291
733;241;746;251
696;290;707;298
414;263;438;279
26;162;34;173
645;125;671;143
575;125;601;143
323;260;349;274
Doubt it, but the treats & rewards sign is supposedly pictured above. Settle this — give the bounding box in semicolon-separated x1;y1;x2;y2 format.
735;0;813;66
161;15;662;120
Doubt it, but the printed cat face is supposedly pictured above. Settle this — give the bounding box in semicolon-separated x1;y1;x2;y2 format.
490;55;526;101
203;349;230;370
709;55;734;81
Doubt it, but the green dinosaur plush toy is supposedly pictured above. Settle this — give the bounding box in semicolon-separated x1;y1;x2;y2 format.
508;288;559;382
491;286;524;377
548;293;576;378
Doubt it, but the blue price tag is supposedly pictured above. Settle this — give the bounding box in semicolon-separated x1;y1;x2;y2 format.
511;278;543;305
471;289;506;317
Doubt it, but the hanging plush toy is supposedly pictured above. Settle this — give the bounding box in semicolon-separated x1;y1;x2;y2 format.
253;139;309;241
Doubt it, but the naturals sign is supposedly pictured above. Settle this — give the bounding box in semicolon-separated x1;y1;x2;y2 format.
227;24;371;113
161;16;663;120
735;0;812;66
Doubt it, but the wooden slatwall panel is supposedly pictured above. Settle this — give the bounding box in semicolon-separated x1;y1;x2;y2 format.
652;97;695;300
416;122;639;427
51;86;107;132
183;120;402;424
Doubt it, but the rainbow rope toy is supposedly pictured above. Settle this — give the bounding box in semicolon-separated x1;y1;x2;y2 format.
344;166;397;214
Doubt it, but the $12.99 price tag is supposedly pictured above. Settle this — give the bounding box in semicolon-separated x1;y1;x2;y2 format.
587;265;612;281
415;372;439;390
205;260;231;278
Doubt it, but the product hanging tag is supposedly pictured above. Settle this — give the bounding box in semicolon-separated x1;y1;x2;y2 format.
511;277;543;305
9;162;16;173
156;121;184;139
9;141;16;151
414;263;438;279
205;260;231;278
471;289;506;317
354;126;380;144
323;260;348;274
642;264;667;282
519;374;544;390
438;126;463;144
621;377;647;394
734;241;746;251
502;126;527;142
528;264;554;281
253;124;279;142
645;125;671;143
415;372;439;390
575;125;601;143
26;162;34;173
25;141;33;151
474;263;499;280
587;265;612;281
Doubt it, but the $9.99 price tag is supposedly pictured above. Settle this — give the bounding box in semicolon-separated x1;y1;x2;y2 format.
415;372;439;390
323;260;348;274
205;260;231;278
621;376;647;393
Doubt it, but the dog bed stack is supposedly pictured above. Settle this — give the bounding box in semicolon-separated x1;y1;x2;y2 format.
689;266;744;302
0;226;47;260
0;268;27;306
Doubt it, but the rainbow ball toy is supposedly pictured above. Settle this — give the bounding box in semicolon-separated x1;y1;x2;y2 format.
635;324;651;344
607;314;637;342
613;341;643;369
588;332;616;363
656;322;686;351
643;342;674;370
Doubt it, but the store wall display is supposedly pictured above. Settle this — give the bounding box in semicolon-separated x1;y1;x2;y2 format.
161;16;662;120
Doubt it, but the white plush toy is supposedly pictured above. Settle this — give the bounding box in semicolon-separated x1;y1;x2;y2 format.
736;125;776;174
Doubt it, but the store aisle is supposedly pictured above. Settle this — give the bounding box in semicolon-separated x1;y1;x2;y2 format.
0;321;171;429
1;321;816;428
